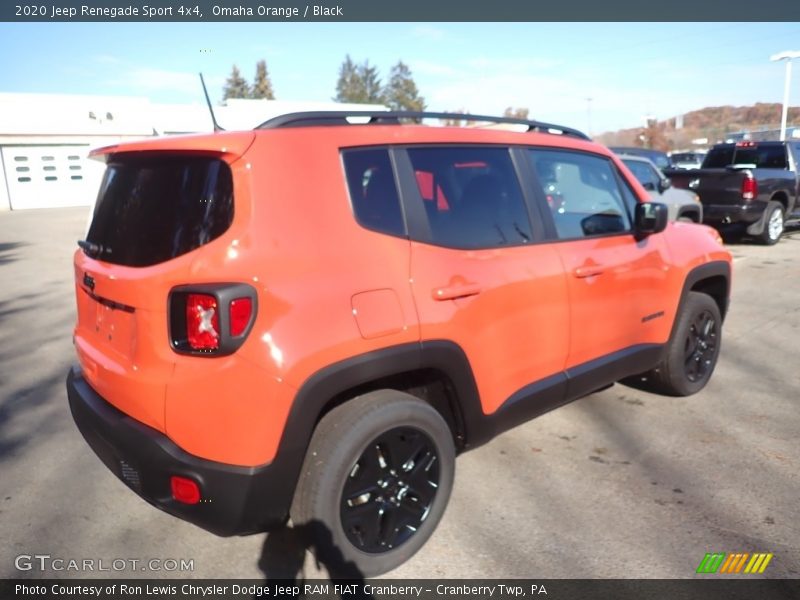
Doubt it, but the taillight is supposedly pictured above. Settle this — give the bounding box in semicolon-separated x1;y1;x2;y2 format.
169;284;257;356
229;297;252;337
186;294;219;350
741;176;757;201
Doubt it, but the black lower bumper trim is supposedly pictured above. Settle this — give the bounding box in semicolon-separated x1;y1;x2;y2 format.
66;367;292;536
702;201;765;225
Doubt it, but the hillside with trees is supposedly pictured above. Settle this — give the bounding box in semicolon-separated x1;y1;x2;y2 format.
596;103;800;150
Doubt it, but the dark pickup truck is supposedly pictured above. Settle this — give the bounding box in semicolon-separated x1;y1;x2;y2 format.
669;140;800;244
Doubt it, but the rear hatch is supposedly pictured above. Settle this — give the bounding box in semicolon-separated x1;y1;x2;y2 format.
73;132;254;432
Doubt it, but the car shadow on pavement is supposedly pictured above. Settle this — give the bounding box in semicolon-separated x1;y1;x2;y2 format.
258;520;374;590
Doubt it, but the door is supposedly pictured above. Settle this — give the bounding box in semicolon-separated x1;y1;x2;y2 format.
1;145;105;209
526;148;672;383
398;145;570;415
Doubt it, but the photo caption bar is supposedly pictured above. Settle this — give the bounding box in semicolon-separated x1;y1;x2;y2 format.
2;0;800;22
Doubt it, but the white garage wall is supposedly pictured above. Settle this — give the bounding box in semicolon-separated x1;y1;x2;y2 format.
0;146;105;210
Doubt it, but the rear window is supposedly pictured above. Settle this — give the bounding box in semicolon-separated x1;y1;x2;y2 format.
671;152;703;163
702;144;787;169
86;155;234;267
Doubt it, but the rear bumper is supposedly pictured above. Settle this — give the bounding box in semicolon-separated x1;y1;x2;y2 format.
66;366;293;536
702;200;766;226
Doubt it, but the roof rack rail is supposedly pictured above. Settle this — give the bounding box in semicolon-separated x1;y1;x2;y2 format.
255;111;591;140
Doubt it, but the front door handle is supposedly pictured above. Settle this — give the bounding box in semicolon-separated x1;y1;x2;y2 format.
432;283;481;301
573;265;604;278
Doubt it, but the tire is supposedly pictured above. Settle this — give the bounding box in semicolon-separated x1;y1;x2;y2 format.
645;291;722;397
290;390;455;577
757;201;785;245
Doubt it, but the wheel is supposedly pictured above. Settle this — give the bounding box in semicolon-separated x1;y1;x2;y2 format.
758;201;785;245
645;292;722;396
291;390;455;577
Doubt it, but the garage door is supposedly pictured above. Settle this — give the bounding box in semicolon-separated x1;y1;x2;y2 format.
1;146;105;210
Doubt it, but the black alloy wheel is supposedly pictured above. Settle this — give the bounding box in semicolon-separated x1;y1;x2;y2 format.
683;309;718;383
340;427;440;553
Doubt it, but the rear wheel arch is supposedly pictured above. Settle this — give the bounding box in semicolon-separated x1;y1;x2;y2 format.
313;366;469;452
276;343;480;492
770;191;789;211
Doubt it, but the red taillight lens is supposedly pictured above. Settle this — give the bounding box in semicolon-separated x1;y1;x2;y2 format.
229;297;252;337
186;293;219;350
741;176;757;201
170;476;201;504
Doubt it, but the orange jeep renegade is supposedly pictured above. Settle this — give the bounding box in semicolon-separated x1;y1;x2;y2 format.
67;111;732;575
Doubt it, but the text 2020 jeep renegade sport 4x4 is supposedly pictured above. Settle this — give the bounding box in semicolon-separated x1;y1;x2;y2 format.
66;111;732;575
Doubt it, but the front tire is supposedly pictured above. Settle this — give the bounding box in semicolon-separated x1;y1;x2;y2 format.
291;390;455;577
644;291;722;397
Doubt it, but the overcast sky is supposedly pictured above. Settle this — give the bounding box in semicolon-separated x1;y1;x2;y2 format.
1;22;799;134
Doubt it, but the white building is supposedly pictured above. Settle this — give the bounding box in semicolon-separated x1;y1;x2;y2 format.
0;93;386;211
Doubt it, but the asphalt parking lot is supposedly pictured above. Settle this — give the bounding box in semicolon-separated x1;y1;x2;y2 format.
1;207;798;580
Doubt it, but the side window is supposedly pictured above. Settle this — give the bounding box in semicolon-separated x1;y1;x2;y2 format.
623;160;659;191
528;149;632;240
406;147;533;249
759;145;787;169
342;149;405;237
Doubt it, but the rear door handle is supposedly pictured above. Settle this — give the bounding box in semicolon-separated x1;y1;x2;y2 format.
573;265;604;278
432;284;481;301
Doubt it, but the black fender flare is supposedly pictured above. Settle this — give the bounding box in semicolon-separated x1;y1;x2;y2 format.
672;260;731;335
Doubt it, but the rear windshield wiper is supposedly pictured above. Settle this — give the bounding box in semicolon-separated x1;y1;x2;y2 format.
77;239;109;258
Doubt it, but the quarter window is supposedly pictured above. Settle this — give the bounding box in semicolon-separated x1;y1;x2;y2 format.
528;149;632;239
343;149;405;237
406;147;533;249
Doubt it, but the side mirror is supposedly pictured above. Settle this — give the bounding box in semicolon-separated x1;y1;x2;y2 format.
634;202;668;237
658;178;672;193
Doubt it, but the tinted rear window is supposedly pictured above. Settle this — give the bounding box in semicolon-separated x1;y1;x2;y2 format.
342;148;405;237
702;144;787;169
86;155;234;267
